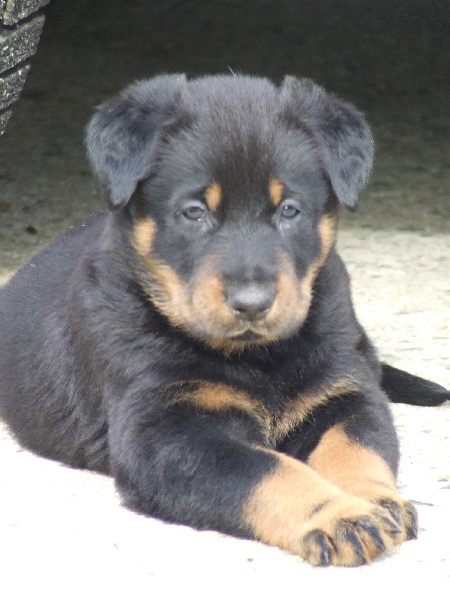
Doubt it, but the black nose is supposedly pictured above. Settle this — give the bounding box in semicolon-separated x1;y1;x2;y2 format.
227;285;275;321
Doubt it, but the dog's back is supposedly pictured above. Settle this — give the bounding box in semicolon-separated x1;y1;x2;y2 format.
0;212;109;468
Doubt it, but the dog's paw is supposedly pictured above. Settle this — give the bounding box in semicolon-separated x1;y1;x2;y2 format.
375;496;418;542
299;495;403;566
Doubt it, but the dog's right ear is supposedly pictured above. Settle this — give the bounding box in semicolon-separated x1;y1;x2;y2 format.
86;75;187;209
280;77;374;210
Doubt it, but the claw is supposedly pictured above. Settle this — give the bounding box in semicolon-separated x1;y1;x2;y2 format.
339;523;366;566
405;504;419;539
303;530;333;566
357;518;386;553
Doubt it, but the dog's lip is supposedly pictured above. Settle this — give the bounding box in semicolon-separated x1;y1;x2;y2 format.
229;330;264;341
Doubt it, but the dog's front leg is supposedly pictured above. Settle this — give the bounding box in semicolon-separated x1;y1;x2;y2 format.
106;383;402;566
278;389;418;565
108;393;279;538
305;421;418;552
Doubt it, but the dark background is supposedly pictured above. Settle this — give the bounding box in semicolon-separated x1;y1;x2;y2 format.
0;0;449;272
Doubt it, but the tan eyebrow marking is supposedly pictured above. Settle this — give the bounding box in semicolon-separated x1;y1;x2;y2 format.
269;179;284;207
204;183;222;211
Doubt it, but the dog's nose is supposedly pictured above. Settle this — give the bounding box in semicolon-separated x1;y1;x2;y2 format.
227;285;275;321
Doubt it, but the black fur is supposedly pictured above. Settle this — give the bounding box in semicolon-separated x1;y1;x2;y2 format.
0;75;447;562
381;364;449;406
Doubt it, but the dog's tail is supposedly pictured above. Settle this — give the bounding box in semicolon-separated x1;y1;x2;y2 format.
381;364;449;406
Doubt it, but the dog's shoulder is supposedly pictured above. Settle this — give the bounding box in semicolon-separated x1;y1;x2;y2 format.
1;211;107;299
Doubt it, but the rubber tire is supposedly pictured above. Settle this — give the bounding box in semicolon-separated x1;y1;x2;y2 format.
0;0;50;135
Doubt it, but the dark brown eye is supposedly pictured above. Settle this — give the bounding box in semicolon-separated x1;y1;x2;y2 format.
182;204;206;221
280;204;300;219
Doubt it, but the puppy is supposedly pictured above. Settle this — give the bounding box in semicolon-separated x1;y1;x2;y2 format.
0;74;448;566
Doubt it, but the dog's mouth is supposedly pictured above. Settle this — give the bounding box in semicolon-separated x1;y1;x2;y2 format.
137;252;313;350
230;329;265;342
201;320;298;353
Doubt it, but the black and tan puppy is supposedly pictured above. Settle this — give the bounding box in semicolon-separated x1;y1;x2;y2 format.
0;75;448;567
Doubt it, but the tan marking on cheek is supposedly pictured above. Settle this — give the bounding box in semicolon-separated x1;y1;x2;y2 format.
133;218;157;256
318;213;337;259
143;255;236;341
204;182;222;211
277;266;311;321
190;269;227;318
298;213;337;298
273;379;361;443
136;248;255;349
264;211;336;335
264;258;312;335
152;262;184;300
136;253;190;330
269;179;284;207
187;264;237;333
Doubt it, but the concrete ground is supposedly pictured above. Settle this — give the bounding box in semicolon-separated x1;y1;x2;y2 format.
0;1;449;597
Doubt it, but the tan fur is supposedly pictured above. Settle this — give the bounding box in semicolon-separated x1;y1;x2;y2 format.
243;450;343;552
133;218;157;256
168;382;271;436
134;250;311;351
204;183;222;211
307;424;397;496
301;213;336;292
244;440;407;565
273;379;361;443
307;424;416;548
131;213;337;355
269;179;284;207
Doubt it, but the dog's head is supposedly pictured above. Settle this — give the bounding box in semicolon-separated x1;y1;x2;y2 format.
86;74;373;351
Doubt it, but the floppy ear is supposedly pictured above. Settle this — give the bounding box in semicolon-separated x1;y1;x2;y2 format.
86;74;187;209
280;76;374;209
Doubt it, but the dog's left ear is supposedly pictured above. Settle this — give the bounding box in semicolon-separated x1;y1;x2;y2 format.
280;77;374;209
86;74;188;209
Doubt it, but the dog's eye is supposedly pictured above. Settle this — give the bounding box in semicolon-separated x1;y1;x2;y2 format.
280;204;300;219
182;204;206;222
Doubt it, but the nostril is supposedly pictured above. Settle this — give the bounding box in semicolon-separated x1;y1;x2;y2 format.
227;286;275;321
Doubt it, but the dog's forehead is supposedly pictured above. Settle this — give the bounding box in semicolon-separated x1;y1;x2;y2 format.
188;79;279;168
161;78;320;194
186;75;279;119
